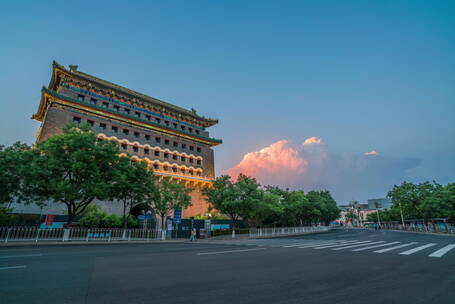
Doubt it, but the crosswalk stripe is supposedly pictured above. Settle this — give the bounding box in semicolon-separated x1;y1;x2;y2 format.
298;241;356;249
428;244;455;258
332;241;386;251
283;241;338;248
352;242;401;251
374;242;418;253
399;243;437;255
312;240;371;249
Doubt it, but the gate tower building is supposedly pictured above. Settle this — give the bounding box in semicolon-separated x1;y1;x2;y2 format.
33;62;222;218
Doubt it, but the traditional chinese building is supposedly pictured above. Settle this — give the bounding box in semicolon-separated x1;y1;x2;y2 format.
32;61;221;218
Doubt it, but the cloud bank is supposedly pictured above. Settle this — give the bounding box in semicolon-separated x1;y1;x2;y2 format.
226;138;420;203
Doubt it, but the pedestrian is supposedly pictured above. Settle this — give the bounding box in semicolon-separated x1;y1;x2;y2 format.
189;228;196;242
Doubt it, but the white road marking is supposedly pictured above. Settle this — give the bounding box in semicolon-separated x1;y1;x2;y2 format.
0;248;41;252
428;244;455;258
197;248;266;255
332;241;386;250
0;265;27;270
0;254;43;259
282;242;333;248
399;243;437;255
303;240;360;249
313;240;372;249
352;242;401;251
374;242;418;253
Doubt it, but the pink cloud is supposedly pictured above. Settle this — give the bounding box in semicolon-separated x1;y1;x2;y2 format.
364;150;379;156
226;140;307;185
303;137;322;145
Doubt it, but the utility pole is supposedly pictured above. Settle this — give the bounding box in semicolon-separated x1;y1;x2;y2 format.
374;202;382;228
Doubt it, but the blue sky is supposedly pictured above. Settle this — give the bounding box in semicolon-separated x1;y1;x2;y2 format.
0;0;454;203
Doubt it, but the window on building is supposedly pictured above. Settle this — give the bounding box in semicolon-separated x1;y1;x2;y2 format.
197;159;201;165
172;154;177;160
173;141;178;147
189;146;194;151
163;165;168;171
181;125;186;131
77;94;84;101
113;105;120;111
197;172;201;176
165;139;170;145
173;123;178;128
135;112;141;118
181;168;186;174
154;150;160;157
121;143;128;150
156;118;161;124
188;128;193;133
124;108;130;114
133;146;139;152
172;167;177;173
102;102;109;108
87;120;94;126
189;158;194;163
164;153;169;158
144;148;149;155
100;123;106;130
146;115;151;121
181;143;186;149
90;98;97;105
189;170;194;176
195;130;200;135
155;137;161;143
123;129;129;135
112;126;118;133
164;120;169;126
197;147;201;153
73;116;81;123
153;164;159;170
134;132;140;138
181;156;186;162
145;134;150;141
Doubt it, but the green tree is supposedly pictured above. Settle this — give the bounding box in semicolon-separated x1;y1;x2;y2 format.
110;157;158;229
153;179;192;230
306;190;340;225
21;124;122;225
0;142;30;205
203;174;262;227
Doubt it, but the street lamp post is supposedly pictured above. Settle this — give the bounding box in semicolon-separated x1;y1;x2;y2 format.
398;201;405;228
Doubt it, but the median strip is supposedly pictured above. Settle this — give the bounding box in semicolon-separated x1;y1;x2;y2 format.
197;248;266;255
0;265;27;270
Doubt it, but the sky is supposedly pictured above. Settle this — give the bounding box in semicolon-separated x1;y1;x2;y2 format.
0;0;454;204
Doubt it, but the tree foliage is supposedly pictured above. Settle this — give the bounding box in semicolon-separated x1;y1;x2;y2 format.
21;124;123;224
152;179;192;229
0;142;30;205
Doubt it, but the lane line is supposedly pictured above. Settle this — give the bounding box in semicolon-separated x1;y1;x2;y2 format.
197;248;266;255
352;241;401;251
301;240;359;249
332;241;386;251
399;243;437;255
0;248;42;252
428;244;455;258
374;242;418;253
0;265;27;270
312;240;371;249
0;254;43;259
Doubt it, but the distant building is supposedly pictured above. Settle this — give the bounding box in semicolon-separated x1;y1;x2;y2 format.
368;198;392;210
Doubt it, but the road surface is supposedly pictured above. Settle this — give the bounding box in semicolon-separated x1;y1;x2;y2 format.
1;228;454;304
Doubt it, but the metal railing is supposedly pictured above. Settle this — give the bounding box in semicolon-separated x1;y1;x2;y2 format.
0;227;164;244
248;226;330;238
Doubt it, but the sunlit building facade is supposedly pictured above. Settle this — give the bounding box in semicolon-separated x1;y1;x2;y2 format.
32;61;222;218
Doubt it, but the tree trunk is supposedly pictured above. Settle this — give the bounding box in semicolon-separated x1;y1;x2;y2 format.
66;204;74;226
123;200;128;230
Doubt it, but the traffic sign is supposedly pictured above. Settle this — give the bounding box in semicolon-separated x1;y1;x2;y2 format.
173;208;182;224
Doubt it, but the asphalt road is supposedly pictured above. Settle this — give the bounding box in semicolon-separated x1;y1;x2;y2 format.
1;228;454;304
